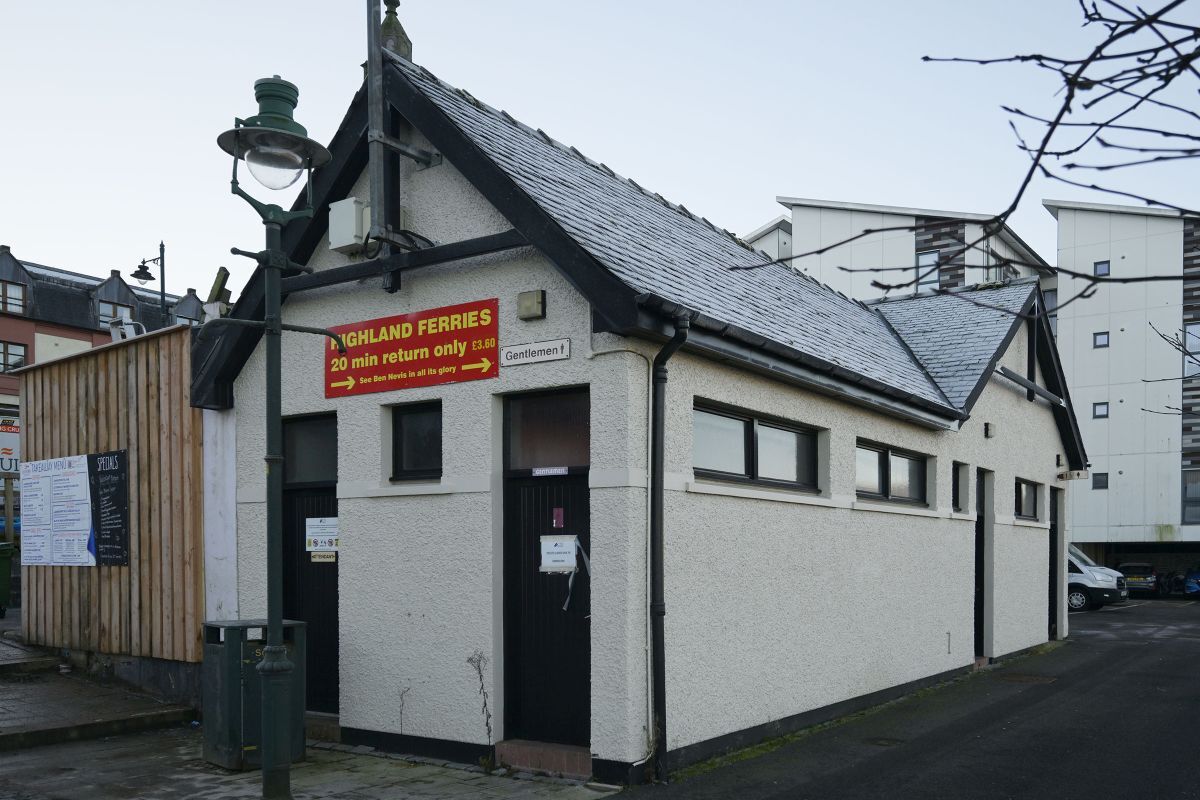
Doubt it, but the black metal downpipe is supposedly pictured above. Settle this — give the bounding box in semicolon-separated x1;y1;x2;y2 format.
650;313;690;782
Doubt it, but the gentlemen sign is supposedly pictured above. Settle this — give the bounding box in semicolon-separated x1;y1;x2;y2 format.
326;299;499;398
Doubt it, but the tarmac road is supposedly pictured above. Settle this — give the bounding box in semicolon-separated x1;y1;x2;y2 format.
624;599;1200;799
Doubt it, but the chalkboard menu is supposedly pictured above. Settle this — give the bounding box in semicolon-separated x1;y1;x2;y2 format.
87;450;129;567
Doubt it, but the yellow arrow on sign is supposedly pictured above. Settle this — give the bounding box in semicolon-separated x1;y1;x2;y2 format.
330;376;356;391
462;357;492;373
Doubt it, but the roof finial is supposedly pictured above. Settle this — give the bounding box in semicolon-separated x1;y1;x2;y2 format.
382;0;412;60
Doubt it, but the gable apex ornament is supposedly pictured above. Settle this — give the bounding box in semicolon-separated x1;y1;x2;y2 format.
382;0;413;60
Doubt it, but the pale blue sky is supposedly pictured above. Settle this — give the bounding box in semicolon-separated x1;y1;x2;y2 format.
0;1;1180;297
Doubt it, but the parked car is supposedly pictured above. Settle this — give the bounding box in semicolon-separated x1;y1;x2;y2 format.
1116;562;1166;597
1067;545;1127;611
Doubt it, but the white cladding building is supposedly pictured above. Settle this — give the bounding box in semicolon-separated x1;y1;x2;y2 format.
746;196;1200;571
193;52;1087;783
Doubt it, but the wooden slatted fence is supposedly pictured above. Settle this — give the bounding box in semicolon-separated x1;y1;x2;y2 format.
19;326;204;663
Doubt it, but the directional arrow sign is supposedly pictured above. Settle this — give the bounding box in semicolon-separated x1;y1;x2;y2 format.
461;357;492;373
325;299;500;398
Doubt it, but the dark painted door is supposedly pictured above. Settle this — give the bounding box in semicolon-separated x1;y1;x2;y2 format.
1048;488;1061;639
974;470;986;658
282;415;339;714
503;389;591;746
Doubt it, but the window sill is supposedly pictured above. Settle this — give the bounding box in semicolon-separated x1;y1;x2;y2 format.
851;499;941;519
1012;518;1050;530
950;511;975;521
686;480;836;508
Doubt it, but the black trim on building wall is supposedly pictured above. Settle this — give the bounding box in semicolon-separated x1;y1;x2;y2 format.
664;664;971;773
340;727;493;766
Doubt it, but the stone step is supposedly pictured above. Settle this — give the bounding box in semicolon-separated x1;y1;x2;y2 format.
495;738;591;780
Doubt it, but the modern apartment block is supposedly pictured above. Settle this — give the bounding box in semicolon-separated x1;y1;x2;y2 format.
1045;200;1199;568
746;196;1200;568
744;198;1051;299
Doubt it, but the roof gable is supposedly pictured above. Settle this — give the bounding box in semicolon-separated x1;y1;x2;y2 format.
388;55;948;413
873;281;1036;411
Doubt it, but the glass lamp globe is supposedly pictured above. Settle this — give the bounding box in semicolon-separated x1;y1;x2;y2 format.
244;144;306;191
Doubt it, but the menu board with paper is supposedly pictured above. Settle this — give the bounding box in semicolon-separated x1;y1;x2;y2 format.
19;450;130;567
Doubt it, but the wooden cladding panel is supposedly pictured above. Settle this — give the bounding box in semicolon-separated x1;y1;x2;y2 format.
20;328;203;663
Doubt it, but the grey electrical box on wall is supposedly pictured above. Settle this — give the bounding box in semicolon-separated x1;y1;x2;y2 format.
328;197;370;253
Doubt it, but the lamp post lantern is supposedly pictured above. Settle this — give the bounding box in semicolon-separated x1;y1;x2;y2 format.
207;74;340;800
129;241;166;323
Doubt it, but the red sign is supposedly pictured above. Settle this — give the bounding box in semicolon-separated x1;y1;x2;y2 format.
325;299;499;398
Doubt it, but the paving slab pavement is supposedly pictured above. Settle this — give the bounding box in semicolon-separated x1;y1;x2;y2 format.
0;726;619;799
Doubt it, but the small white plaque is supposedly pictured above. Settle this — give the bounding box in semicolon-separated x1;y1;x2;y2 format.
532;466;569;477
540;535;577;573
305;517;339;552
500;339;571;367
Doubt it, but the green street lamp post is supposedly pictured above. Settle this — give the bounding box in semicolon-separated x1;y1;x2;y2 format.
208;75;339;800
129;241;167;323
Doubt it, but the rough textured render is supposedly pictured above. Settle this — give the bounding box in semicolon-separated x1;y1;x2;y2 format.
873;280;1036;410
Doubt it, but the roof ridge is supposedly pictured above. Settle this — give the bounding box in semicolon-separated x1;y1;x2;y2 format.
387;52;768;261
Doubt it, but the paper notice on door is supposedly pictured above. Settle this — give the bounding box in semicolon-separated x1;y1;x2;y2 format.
305;517;339;552
540;535;577;573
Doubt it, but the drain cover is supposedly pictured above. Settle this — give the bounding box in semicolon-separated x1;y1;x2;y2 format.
994;673;1057;684
865;737;904;747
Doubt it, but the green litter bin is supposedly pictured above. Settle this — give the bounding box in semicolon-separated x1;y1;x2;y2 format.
0;542;13;618
201;619;307;770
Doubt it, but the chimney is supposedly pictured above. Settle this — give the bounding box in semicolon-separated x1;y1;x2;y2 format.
0;245;9;255
381;0;412;60
110;269;121;279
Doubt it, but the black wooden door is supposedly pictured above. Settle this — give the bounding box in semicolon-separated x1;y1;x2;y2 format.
1048;488;1060;639
503;474;591;746
283;488;339;714
974;470;986;658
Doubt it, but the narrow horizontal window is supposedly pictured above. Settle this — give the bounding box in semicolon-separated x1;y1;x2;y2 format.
1093;402;1109;419
392;401;442;481
1092;472;1109;490
1093;331;1109;348
856;441;928;505
952;461;968;512
1015;478;1040;520
693;404;818;491
1093;260;1110;277
98;301;133;325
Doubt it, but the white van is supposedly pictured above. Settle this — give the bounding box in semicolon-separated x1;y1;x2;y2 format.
1067;545;1127;611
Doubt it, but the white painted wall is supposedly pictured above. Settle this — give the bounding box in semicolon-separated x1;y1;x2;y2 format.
33;332;92;364
659;322;1068;751
1053;206;1186;543
202;408;238;621
232;145;652;764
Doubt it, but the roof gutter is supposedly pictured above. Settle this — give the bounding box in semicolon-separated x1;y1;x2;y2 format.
632;295;964;430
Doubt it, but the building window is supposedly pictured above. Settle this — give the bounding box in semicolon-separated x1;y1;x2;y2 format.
98;301;133;326
1184;470;1200;524
0;282;25;315
952;461;968;512
1015;478;1040;520
1093;260;1110;277
1093;331;1109;348
693;405;818;490
1093;472;1109;490
1044;289;1058;336
1093;402;1109;419
1185;323;1200;377
391;401;442;480
855;442;927;504
0;342;25;373
916;250;939;292
175;313;201;327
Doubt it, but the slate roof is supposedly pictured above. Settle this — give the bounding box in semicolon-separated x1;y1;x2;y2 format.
389;54;951;413
872;280;1036;410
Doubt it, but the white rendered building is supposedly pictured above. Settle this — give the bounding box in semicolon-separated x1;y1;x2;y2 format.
1045;200;1200;569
